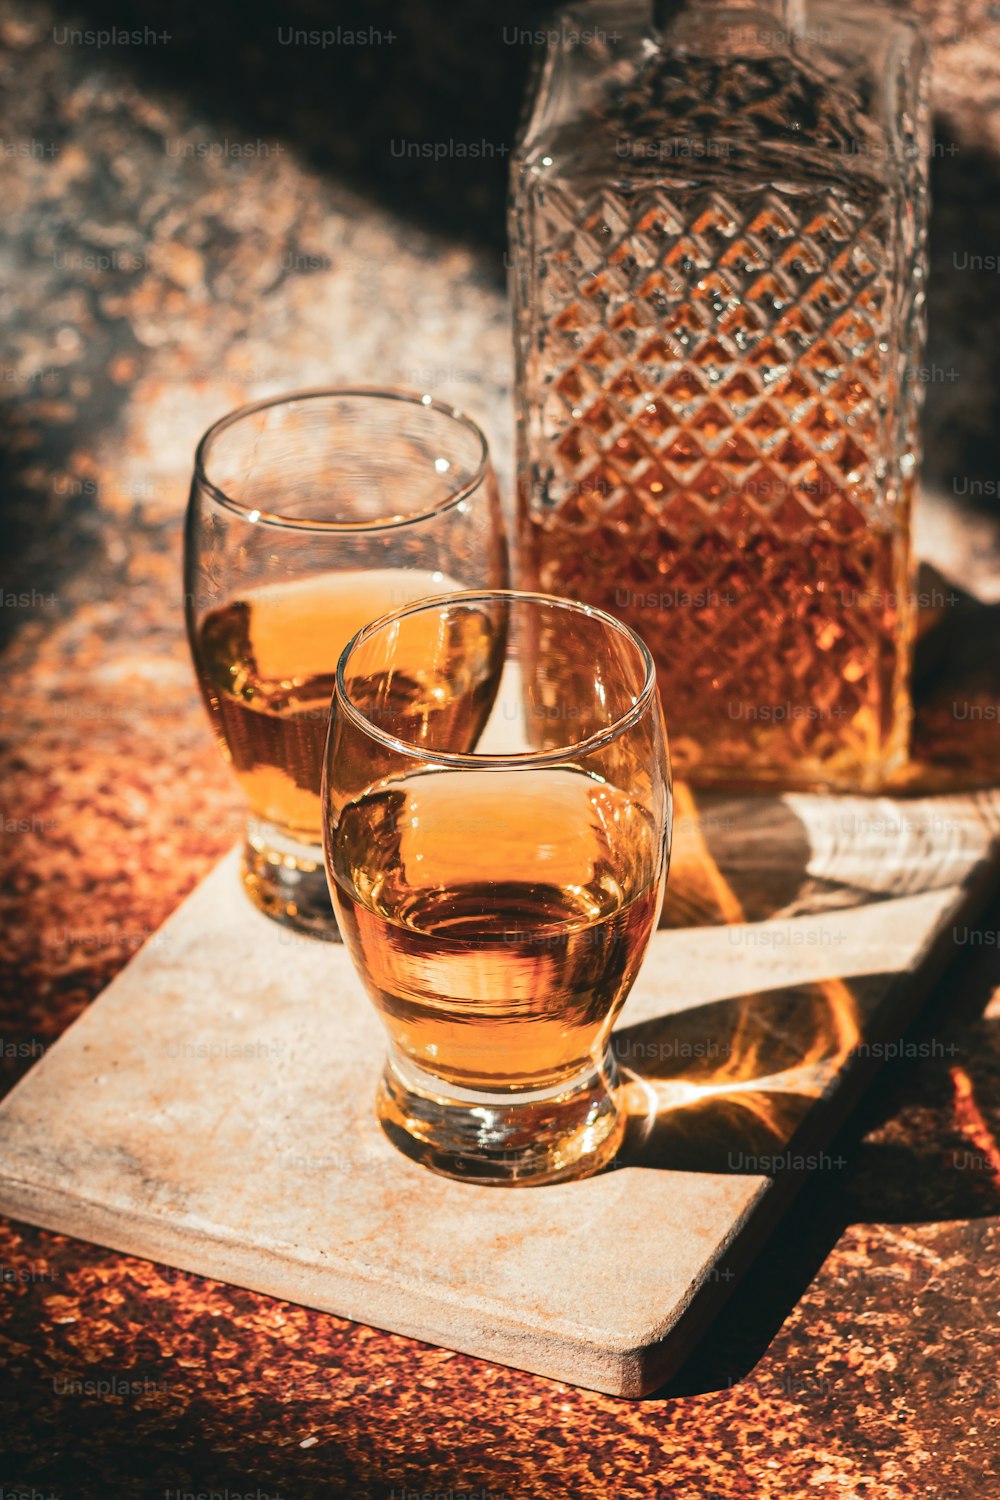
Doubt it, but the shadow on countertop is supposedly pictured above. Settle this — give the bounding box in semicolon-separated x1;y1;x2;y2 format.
38;0;552;249
20;0;1000;501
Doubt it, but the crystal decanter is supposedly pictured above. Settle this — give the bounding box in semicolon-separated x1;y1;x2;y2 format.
510;0;930;790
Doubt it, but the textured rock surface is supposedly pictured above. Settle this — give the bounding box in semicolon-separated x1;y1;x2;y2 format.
0;797;995;1398
2;0;1000;1494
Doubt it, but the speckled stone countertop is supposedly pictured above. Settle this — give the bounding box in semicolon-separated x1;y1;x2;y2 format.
2;2;1000;1496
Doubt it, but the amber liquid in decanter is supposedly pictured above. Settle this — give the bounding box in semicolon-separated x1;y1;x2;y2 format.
511;0;930;790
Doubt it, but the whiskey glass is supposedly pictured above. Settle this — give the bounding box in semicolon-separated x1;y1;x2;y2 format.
323;590;672;1185
185;389;507;939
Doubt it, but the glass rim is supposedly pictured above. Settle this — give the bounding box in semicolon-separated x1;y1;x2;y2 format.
333;588;659;769
193;386;492;533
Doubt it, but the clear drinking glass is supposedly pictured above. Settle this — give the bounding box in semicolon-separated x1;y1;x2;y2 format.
185;389;508;939
323;590;672;1185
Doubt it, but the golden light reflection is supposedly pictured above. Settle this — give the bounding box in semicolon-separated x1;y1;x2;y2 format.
950;1064;1000;1191
621;782;862;1156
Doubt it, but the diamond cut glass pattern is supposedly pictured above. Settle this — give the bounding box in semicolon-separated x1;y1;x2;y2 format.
511;2;930;790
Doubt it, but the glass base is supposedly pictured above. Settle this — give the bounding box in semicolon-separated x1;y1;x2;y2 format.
376;1046;625;1186
241;818;340;942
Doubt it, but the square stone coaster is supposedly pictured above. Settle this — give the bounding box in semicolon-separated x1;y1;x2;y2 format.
0;790;997;1396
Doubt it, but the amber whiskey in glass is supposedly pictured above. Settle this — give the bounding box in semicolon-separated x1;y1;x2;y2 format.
510;0;930;790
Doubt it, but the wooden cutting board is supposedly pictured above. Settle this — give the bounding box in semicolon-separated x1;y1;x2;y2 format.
0;787;997;1396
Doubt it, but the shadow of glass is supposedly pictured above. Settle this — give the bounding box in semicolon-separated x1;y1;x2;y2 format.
616;994;831;1173
662;789;812;928
647;893;1000;1398
613;970;888;1175
662;707;999;933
